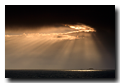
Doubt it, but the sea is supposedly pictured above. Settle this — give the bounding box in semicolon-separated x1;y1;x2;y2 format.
5;70;115;79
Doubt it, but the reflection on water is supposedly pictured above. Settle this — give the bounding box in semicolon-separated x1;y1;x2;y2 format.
64;70;103;72
5;69;115;78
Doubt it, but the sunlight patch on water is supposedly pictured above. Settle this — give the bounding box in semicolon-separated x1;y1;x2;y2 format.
64;70;103;72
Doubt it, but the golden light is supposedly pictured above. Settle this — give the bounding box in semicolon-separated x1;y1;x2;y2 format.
82;28;85;29
64;70;102;72
7;24;113;70
69;26;75;28
67;24;96;32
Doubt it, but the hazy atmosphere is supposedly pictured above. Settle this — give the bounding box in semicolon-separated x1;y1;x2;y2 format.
5;5;115;70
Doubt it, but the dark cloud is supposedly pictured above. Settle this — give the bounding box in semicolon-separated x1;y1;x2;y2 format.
5;5;115;30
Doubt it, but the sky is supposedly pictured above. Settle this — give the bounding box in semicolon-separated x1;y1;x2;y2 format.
5;5;115;70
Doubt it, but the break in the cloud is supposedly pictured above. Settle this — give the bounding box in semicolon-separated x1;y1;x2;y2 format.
5;23;115;70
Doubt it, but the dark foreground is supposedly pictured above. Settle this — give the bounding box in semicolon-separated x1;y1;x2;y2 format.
5;70;115;79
